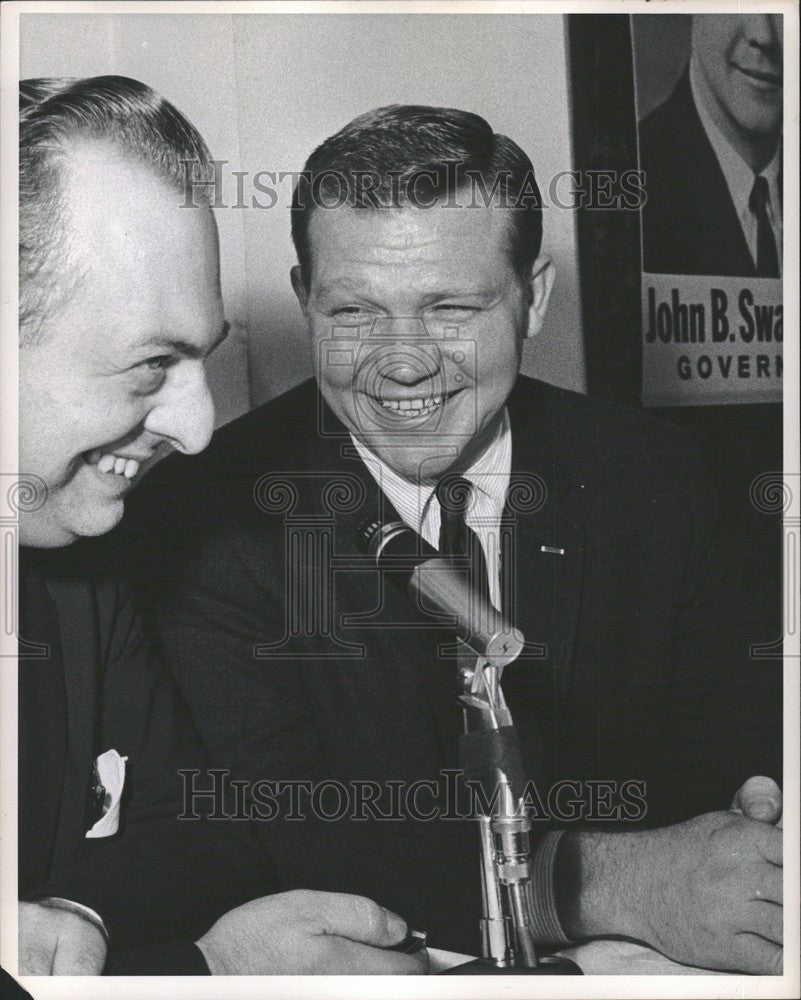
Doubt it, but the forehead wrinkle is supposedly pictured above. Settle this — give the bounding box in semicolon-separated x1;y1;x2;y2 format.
310;203;521;300
312;203;498;249
373;217;439;251
321;229;486;274
321;235;442;275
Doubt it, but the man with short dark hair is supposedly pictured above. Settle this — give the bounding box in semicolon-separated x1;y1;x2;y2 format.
15;77;426;977
127;104;782;975
640;14;783;277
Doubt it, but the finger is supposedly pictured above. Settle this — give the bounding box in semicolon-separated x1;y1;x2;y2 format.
752;864;783;905
756;824;783;867
746;900;783;945
734;933;783;976
731;776;782;824
321;938;429;975
310;892;408;947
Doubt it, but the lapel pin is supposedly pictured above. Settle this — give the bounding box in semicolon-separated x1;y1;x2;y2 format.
540;545;566;555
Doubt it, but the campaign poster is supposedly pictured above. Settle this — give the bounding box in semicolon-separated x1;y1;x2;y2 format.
632;14;783;406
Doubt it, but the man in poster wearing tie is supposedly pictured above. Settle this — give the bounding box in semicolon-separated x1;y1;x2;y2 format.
639;14;782;278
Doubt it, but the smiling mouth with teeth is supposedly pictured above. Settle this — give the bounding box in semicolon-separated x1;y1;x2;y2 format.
371;389;460;419
85;449;142;480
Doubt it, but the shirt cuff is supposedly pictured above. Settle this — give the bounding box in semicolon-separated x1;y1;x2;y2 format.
528;830;572;947
103;941;210;975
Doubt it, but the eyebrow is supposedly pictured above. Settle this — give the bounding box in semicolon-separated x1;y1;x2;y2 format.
314;282;365;300
420;289;498;304
315;284;497;303
144;320;230;359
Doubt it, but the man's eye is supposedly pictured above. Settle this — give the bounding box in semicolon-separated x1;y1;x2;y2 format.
431;304;479;314
132;356;173;394
332;306;366;317
144;356;172;371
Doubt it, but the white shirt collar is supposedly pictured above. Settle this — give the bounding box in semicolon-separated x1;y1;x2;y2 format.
350;409;512;543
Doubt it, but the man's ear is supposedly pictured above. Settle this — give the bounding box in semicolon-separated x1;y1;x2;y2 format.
290;265;309;313
523;253;555;339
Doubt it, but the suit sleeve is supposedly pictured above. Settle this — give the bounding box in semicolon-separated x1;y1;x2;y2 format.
30;578;279;961
130;518;491;955
644;435;782;821
103;941;211;976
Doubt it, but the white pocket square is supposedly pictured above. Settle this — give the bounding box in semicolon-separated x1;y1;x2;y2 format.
85;749;127;839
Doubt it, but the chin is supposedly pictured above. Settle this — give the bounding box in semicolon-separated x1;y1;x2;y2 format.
20;475;128;547
75;502;125;538
729;94;781;128
57;499;126;545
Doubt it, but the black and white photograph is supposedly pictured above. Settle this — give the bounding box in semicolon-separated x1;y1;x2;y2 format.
0;3;798;998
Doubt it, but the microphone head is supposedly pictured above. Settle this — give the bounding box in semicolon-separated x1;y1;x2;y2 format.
357;519;382;555
356;521;525;666
357;519;438;562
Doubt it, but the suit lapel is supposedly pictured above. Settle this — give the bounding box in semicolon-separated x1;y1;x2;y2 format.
17;566;68;891
42;577;100;868
308;406;467;768
336;439;464;766
501;381;587;699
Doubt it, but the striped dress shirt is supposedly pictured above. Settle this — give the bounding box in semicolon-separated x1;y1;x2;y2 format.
350;410;513;610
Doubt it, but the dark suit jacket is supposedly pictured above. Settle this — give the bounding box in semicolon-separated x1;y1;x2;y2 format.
123;375;781;955
20;555;278;974
639;70;761;277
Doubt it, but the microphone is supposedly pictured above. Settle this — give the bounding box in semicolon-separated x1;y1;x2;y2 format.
360;521;581;975
358;520;523;668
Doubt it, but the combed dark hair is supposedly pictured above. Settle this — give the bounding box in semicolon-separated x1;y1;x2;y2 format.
291;104;543;286
19;75;212;339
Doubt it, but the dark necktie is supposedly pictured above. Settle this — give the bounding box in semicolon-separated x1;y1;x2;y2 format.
436;475;490;606
749;174;779;278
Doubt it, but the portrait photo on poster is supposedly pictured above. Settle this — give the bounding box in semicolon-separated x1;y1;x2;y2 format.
633;13;783;407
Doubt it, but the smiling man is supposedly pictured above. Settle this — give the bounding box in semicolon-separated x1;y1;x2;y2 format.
20;116;222;546
291;185;553;496
126;105;783;975
640;13;783;277
15;78;425;979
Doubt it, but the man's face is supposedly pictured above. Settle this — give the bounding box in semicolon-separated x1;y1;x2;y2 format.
692;15;783;137
19;142;225;547
293;202;553;483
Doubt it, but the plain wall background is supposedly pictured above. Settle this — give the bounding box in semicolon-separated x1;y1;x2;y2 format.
20;11;586;422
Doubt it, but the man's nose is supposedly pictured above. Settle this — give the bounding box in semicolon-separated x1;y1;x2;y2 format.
144;366;215;455
368;316;444;386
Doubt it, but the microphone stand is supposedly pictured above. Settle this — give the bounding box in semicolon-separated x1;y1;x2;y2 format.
443;635;580;974
360;521;581;974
